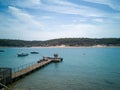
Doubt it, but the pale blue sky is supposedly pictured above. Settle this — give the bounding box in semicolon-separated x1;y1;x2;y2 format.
0;0;120;40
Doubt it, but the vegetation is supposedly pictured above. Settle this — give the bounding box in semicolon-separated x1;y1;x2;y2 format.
0;38;120;47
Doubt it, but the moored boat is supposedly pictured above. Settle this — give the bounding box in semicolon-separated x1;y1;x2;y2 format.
0;50;5;52
30;52;39;54
17;53;29;57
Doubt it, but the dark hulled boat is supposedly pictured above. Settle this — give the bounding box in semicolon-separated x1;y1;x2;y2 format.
0;50;5;52
30;52;39;54
17;53;29;57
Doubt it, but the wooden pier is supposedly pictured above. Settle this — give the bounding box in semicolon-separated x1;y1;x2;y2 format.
12;55;63;81
0;54;63;89
12;59;52;80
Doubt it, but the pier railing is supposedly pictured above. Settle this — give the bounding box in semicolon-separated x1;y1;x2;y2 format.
0;68;12;88
12;61;37;74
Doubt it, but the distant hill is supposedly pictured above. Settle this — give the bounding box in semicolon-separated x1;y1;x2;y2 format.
0;38;120;47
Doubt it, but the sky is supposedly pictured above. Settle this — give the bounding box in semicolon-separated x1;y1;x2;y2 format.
0;0;120;40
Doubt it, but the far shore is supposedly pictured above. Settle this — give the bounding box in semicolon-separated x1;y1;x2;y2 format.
30;45;120;48
0;45;120;48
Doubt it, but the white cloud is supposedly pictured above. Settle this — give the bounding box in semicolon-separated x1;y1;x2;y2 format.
47;0;80;7
41;16;53;19
57;23;120;38
83;0;120;11
8;6;43;30
16;0;41;8
41;0;120;24
26;23;98;40
61;24;95;30
0;6;45;40
92;18;104;23
42;0;105;17
57;24;96;38
0;0;41;9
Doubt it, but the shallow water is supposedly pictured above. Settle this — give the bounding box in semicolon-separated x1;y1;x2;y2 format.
0;47;120;90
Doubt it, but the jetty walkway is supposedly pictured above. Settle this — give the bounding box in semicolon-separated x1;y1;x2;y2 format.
12;59;52;80
0;54;63;89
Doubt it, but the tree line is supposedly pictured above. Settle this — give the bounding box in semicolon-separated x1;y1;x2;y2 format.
0;38;120;47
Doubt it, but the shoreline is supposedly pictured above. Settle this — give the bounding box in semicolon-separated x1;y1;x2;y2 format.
0;45;120;48
30;45;120;48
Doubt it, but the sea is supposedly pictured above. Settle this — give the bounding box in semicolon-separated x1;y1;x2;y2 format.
0;47;120;90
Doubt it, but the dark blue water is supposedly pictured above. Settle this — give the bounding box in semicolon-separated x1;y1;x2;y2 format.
0;47;120;90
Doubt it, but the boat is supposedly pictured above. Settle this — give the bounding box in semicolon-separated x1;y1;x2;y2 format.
30;52;39;54
17;53;29;57
0;50;5;52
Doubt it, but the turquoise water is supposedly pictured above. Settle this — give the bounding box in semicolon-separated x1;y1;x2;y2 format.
0;47;120;90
